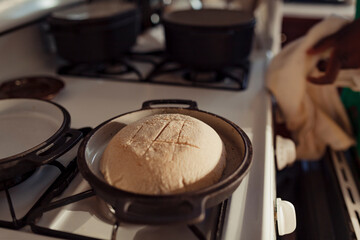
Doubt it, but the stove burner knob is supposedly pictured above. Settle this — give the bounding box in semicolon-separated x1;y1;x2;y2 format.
276;198;296;236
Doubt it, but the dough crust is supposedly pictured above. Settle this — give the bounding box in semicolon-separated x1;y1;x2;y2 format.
101;113;226;194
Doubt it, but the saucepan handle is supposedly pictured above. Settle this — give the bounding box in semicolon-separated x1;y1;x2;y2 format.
28;128;83;164
113;197;206;224
141;99;198;110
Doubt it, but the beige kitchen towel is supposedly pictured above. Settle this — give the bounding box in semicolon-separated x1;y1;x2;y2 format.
266;16;356;160
336;69;360;91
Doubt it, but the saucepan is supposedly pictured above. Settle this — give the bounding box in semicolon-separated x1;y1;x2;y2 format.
48;1;140;64
0;98;82;183
77;99;252;225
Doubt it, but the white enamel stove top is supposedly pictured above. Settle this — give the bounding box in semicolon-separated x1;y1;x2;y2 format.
0;20;292;239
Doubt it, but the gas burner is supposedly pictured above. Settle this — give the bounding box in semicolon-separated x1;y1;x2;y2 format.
183;71;224;83
98;62;131;75
146;59;250;91
58;59;143;81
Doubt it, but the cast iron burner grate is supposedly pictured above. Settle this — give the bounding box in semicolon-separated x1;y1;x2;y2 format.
0;156;77;229
28;189;228;240
57;51;250;91
0;127;91;230
0;170;36;191
146;58;249;91
57;51;162;82
57;59;143;81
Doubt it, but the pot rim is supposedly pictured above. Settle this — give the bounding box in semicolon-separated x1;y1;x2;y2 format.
162;9;256;31
48;2;139;26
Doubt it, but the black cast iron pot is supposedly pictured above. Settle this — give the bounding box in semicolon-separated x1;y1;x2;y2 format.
162;9;255;71
0;98;82;183
48;1;140;64
77;99;252;225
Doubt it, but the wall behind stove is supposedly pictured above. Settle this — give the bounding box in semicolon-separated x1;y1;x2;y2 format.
0;22;56;82
0;0;84;83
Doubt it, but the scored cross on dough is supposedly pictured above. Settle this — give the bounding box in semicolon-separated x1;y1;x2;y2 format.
100;113;226;195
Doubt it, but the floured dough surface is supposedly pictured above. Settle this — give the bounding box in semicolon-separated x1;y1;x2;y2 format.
100;113;226;195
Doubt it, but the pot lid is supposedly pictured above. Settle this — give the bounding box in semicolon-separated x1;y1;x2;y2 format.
50;1;138;22
0;99;65;159
163;9;255;28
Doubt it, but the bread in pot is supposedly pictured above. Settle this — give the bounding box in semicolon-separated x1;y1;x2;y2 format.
100;113;226;195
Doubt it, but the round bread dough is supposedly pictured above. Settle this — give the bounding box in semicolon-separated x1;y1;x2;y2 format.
100;113;226;194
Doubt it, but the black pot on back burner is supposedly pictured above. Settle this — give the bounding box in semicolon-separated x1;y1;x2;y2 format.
48;1;141;64
162;9;256;71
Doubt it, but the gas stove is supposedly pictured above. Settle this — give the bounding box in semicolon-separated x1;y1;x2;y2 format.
0;5;291;239
0;66;277;240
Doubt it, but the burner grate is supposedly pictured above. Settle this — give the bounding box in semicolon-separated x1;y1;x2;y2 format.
0;127;91;230
57;51;250;91
0;158;75;229
0;170;35;191
58;60;143;81
29;188;228;240
146;58;249;91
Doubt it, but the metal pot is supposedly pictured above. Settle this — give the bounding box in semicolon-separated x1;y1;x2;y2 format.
77;99;252;224
48;1;140;64
0;98;82;183
162;9;255;71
